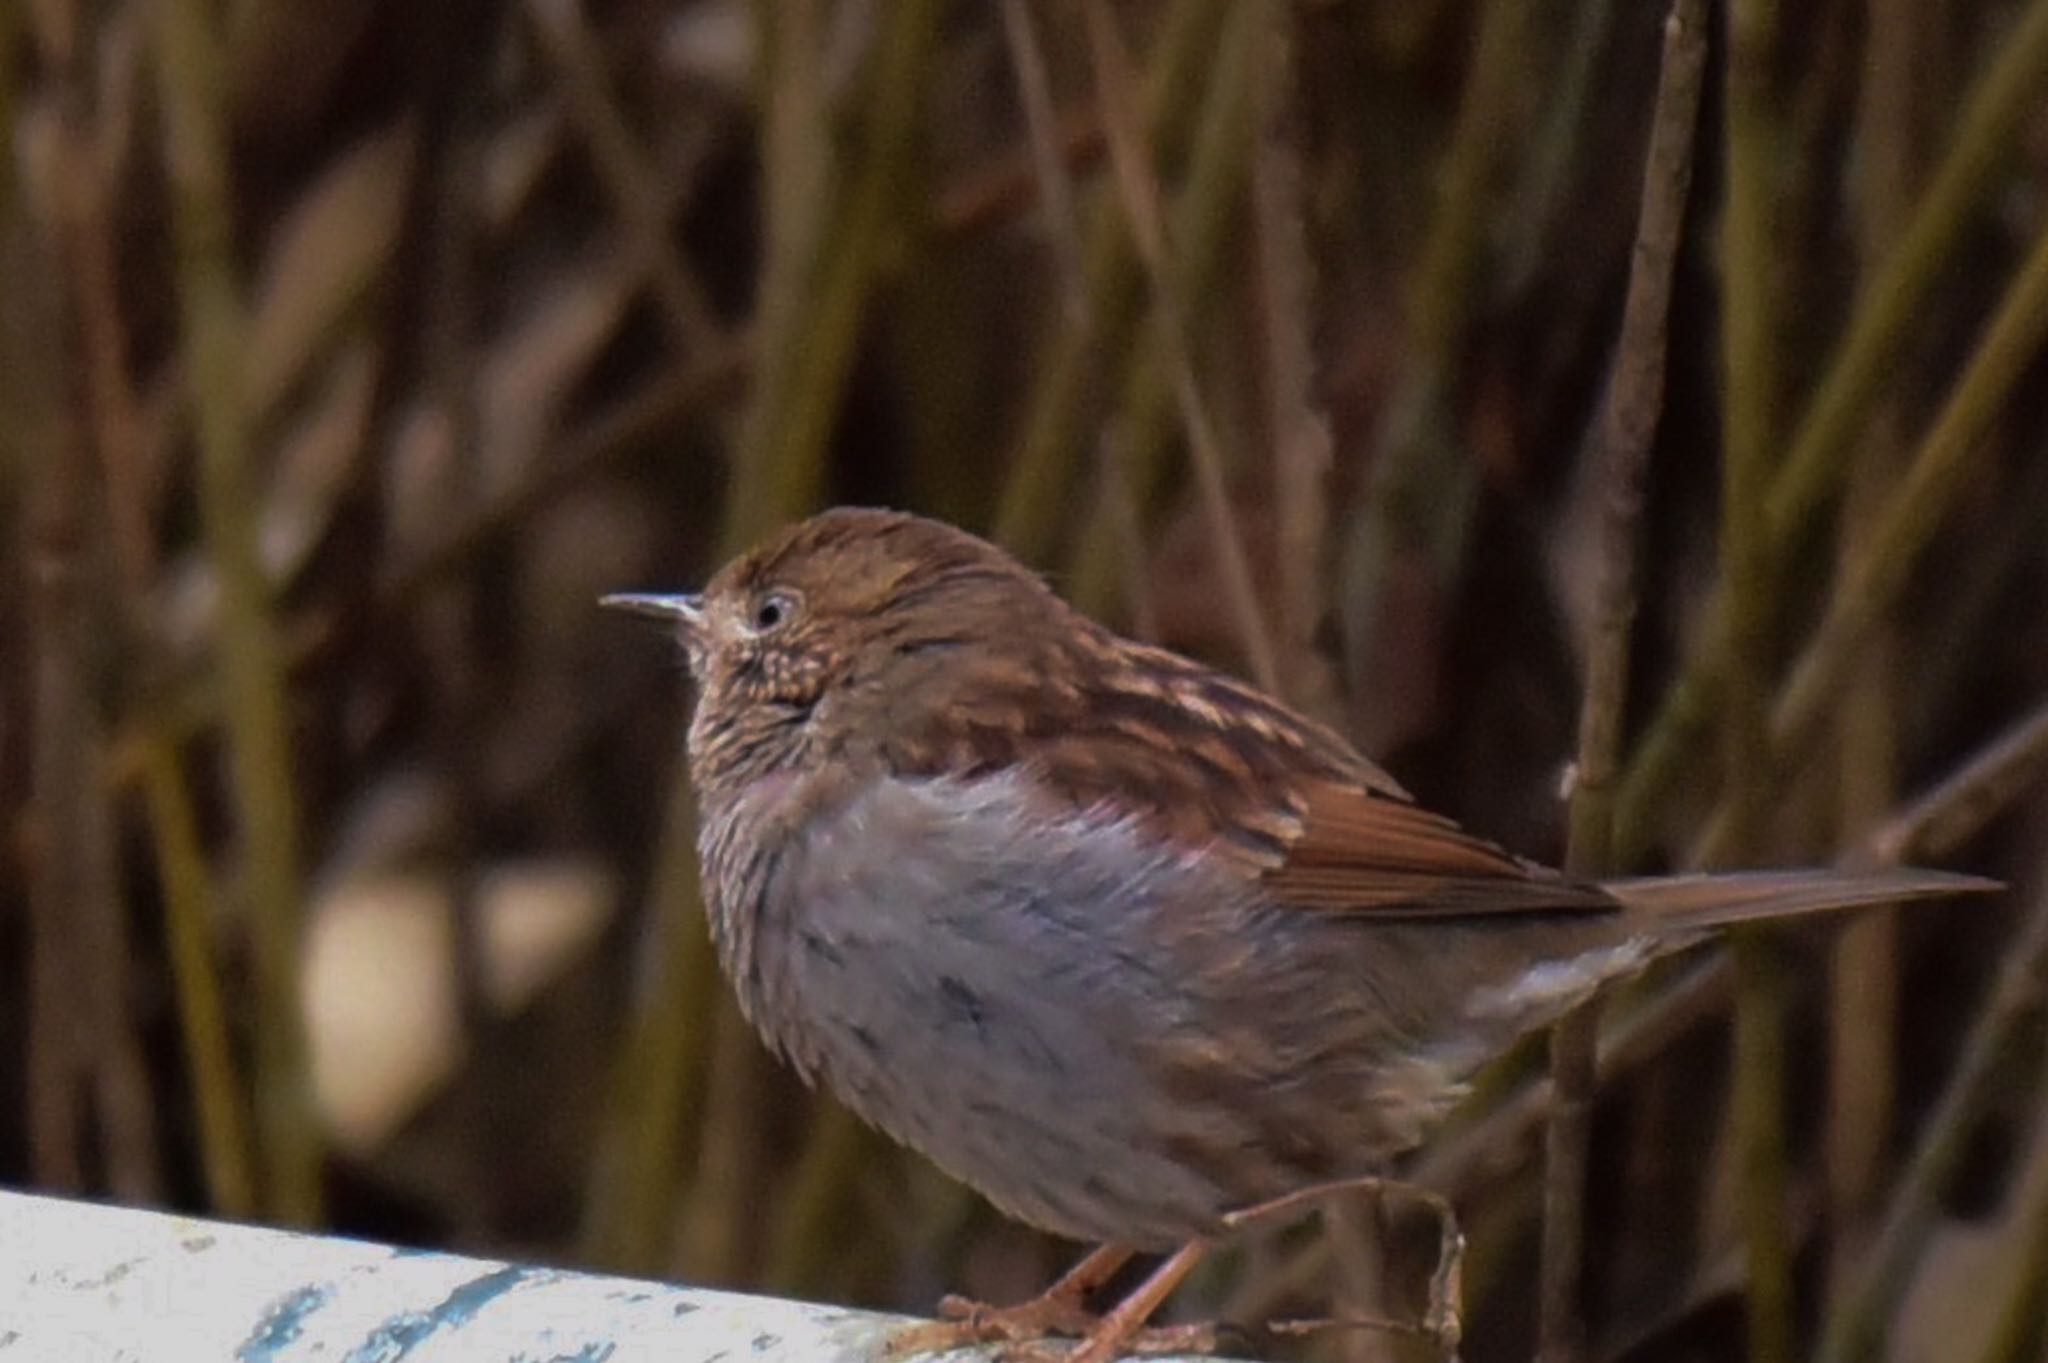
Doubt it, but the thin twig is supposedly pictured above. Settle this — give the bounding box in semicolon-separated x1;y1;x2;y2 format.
138;732;256;1215
1339;0;1527;743
1564;0;1707;882
1096;424;1161;642
1719;1;1797;1355
1814;870;2048;1363
1717;0;1781;851
23;262;93;1197
1612;0;2048;862
995;0;1162;642
1079;0;1278;694
391;341;749;608
1862;699;2048;868
15;21;162;1204
1538;5;1707;1359
524;0;724;355
933;104;1105;240
41;7;253;1214
678;1001;777;1279
1764;0;2048;549
1679;214;2048;875
154;0;323;1223
1251;9;1338;719
724;0;945;551
992;0;1230;561
415;30;498;1055
0;0;14;219
998;0;1087;320
763;1103;877;1291
1063;0;1263;620
577;780;722;1271
1768;216;2048;753
1827;0;1921;1284
1972;1114;2048;1363
1501;0;1621;299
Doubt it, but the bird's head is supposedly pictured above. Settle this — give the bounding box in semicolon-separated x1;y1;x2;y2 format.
604;507;1068;793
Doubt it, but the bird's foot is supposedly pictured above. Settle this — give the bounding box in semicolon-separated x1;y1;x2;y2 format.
886;1290;1099;1355
1223;1174;1466;1359
888;1242;1138;1356
1057;1320;1220;1363
947;1287;1102;1339
892;1242;1213;1363
1041;1241;1212;1363
894;1304;1216;1360
897;1302;1219;1358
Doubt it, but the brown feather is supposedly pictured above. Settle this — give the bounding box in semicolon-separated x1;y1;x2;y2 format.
1260;778;1618;917
879;615;1621;920
1604;868;1997;934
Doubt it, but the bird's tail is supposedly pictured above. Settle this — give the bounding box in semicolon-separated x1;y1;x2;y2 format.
1602;867;1998;937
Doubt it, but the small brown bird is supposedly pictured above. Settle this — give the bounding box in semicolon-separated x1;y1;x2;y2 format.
606;507;1988;1362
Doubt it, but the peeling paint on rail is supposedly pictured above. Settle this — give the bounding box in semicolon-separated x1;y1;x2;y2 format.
0;1191;1216;1361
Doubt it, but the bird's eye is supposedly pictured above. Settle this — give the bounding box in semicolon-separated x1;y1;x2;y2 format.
751;591;796;633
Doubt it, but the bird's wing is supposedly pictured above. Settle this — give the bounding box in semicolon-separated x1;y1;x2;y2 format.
1258;776;1617;918
881;632;1616;921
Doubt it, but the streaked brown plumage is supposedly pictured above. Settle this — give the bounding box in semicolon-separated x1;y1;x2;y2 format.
607;507;1991;1360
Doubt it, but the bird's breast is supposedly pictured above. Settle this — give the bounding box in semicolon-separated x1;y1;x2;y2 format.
701;767;1289;1243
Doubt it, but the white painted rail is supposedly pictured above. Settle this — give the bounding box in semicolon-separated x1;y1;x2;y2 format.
0;1191;1216;1361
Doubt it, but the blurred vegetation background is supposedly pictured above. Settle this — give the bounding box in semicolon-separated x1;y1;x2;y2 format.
4;1;2048;1360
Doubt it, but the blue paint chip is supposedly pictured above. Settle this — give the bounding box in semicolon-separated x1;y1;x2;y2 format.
516;1345;616;1363
341;1309;435;1363
342;1266;530;1363
238;1284;334;1362
432;1266;531;1327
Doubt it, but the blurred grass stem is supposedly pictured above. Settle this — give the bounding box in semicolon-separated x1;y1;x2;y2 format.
1251;11;1338;718
993;0;1229;561
154;0;323;1223
1064;1;1261;619
1816;859;2048;1363
525;0;723;355
1614;0;2048;861
1538;5;1705;1360
1340;0;1526;734
44;20;256;1211
1769;217;2048;752
1079;0;1277;694
1718;0;1796;1355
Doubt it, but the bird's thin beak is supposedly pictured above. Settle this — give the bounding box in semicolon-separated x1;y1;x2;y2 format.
601;592;704;640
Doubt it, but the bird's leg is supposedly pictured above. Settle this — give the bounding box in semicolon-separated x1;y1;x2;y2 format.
888;1243;1133;1354
1062;1240;1210;1363
1224;1176;1466;1353
939;1241;1134;1335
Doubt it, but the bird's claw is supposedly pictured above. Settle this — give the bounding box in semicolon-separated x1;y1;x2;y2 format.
889;1292;1100;1356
